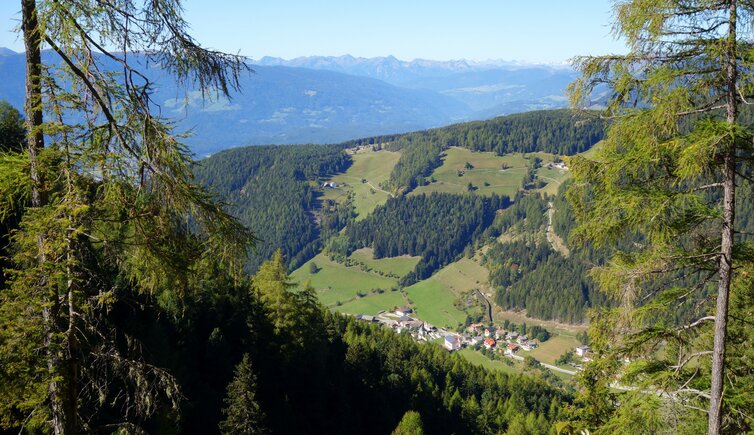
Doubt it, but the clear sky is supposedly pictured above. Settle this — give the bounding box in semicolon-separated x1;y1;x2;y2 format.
0;0;626;63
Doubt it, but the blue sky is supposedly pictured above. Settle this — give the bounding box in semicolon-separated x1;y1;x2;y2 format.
0;1;626;63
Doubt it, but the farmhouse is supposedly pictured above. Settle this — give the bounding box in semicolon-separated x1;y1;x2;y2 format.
576;345;590;358
468;323;484;333
444;335;461;351
506;343;520;355
322;181;338;188
395;306;413;316
484;338;496;349
520;340;537;351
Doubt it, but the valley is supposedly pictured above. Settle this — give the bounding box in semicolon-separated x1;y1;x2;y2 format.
288;140;586;379
193;111;609;385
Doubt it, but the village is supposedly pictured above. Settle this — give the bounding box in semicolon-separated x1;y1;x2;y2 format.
353;306;592;376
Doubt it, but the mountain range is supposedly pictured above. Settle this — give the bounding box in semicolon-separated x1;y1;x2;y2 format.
0;49;576;155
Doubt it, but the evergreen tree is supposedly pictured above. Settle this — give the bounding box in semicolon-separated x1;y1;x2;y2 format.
253;250;298;337
0;101;24;152
568;1;754;433
392;410;425;435
220;354;268;435
1;1;252;433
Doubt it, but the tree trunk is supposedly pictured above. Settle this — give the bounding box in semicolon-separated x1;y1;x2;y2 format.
708;2;737;434
21;1;71;434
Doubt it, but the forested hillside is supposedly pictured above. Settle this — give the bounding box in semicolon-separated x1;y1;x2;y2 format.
194;110;606;323
478;192;612;323
131;254;570;434
342;110;604;192
194;144;351;272
331;193;510;284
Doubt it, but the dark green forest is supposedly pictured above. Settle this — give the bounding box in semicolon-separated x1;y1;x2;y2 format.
330;193;510;285
194;144;352;272
479;192;612;323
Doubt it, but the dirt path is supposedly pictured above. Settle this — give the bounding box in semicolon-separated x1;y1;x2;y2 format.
474;289;493;323
340;175;394;198
546;201;570;257
504;353;578;376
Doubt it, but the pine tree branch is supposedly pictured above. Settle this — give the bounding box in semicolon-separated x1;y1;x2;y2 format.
676;388;712;400
671;351;713;373
677;316;715;332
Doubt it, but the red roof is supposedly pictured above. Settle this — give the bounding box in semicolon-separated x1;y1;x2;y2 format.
484;338;496;347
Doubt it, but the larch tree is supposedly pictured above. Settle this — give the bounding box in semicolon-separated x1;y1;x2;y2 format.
1;1;254;433
568;1;754;433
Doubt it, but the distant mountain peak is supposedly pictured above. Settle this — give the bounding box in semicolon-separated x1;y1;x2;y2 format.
0;47;18;56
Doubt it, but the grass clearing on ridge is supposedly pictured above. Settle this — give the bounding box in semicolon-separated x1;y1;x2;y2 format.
349;247;420;278
322;149;400;220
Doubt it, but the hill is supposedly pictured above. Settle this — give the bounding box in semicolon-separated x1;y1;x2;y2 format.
344;109;604;193
195;110;611;343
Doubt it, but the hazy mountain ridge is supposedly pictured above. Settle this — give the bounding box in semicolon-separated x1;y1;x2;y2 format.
0;49;575;155
254;54;576;117
0;49;472;155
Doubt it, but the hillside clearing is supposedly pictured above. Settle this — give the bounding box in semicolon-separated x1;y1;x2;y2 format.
291;253;398;307
349;247;420;278
321;150;401;220
404;279;469;329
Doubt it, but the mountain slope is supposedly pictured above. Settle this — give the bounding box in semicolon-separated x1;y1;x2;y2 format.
0;49;470;155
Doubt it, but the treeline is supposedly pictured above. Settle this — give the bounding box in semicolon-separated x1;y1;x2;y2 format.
501;320;552;342
194;144;352;272
331;193;510;284
113;253;571;434
345;110;604;192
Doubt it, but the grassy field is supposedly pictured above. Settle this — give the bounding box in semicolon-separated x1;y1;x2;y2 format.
535;165;571;196
458;348;520;375
431;257;490;296
528;335;581;365
404;279;468;329
349;247;420;278
336;290;407;316
412;148;529;198
291;253;398;307
322;150;400;220
492;306;588;335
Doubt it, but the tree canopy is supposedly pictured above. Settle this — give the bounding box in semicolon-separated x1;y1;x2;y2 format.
567;1;754;433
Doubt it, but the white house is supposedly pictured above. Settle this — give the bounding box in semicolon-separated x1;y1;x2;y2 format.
444;335;461;351
576;345;590;358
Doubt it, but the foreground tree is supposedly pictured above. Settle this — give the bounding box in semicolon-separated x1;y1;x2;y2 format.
1;1;252;433
220;354;268;435
568;1;754;433
392;410;425;435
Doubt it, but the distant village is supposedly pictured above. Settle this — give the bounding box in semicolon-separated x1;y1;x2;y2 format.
353;306;592;368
